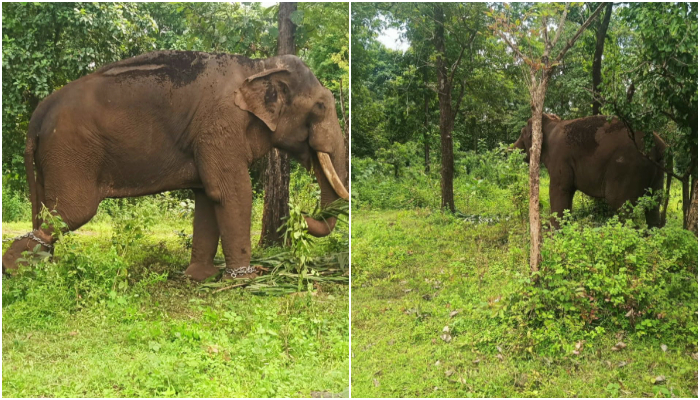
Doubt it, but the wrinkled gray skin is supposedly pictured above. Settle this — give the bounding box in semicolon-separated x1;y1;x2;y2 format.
513;114;667;229
2;51;348;281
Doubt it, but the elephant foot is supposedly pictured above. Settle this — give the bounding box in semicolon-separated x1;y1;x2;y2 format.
184;262;220;282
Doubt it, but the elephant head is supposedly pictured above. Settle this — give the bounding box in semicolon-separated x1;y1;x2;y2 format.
512;113;561;163
234;55;348;237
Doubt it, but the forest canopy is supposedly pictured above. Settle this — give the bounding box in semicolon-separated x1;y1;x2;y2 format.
351;2;697;173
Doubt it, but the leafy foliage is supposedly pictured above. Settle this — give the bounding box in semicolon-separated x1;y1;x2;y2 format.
602;3;698;179
505;214;698;355
2;3;158;191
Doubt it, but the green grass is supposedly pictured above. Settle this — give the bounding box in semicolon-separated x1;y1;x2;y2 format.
351;154;697;398
351;210;696;397
4;286;349;397
2;174;349;397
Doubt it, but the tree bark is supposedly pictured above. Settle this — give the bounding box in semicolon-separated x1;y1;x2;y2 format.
660;169;673;226
687;178;698;235
423;68;431;174
681;176;690;229
528;81;548;274
339;78;350;188
259;2;296;247
434;4;455;212
591;2;613;115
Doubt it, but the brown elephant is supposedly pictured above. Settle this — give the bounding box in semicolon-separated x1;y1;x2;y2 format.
513;114;667;228
2;51;349;281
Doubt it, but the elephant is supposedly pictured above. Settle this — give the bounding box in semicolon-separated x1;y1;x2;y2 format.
2;50;349;281
513;113;667;229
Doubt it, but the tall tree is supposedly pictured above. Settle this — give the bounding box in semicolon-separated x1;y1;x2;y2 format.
423;66;432;173
491;2;605;272
259;2;297;247
391;3;486;212
591;2;613;115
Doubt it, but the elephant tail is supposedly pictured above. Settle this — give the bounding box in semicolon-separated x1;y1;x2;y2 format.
24;127;40;230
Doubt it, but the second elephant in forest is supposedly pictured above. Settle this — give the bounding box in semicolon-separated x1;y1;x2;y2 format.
513;114;667;228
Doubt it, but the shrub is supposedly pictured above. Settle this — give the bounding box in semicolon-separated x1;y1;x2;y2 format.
352;143;530;214
503;214;698;355
2;184;31;222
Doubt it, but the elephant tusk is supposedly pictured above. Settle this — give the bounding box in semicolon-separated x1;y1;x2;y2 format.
317;152;349;201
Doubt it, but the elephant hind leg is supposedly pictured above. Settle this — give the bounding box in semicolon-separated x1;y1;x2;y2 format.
42;172;102;232
3;169;102;273
184;190;221;281
645;207;663;228
549;181;575;230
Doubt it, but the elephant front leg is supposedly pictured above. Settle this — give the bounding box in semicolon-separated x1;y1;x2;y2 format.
213;180;255;281
549;183;575;229
184;190;221;281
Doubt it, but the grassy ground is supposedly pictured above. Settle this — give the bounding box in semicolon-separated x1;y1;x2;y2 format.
2;191;349;397
351;158;697;398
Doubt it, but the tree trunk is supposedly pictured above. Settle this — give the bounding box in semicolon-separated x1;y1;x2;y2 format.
423;68;431;174
660;170;673;226
682;176;690;229
591;2;613;115
259;2;296;247
528;80;548;274
434;4;455;213
339;78;350;189
687;178;698;235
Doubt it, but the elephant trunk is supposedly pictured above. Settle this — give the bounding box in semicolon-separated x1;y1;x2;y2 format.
512;137;530;163
305;151;348;237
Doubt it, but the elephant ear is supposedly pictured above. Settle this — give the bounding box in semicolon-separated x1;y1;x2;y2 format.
234;68;291;131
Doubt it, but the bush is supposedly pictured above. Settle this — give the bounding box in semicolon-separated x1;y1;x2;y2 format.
2;184;31;222
503;214;698;356
455;144;527;186
2;206;176;324
352;143;529;214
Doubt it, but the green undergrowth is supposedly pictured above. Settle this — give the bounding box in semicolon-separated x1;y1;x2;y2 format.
2;167;349;398
351;149;697;397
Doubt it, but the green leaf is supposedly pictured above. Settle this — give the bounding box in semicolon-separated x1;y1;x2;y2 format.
289;10;304;26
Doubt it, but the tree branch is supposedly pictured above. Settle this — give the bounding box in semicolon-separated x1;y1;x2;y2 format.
547;2;570;56
495;30;527;62
448;46;466;87
554;2;606;64
448;29;477;87
452;78;468;119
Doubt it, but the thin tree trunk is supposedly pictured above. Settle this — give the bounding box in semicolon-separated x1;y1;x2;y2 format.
660;170;673;226
682;176;690;229
434;4;455;213
591;2;613;115
687;178;698;235
339;78;349;137
259;2;296;247
423;73;431;174
528;80;548;274
339;77;350;188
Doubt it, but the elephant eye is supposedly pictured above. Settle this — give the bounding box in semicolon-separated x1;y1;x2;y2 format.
315;102;325;111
